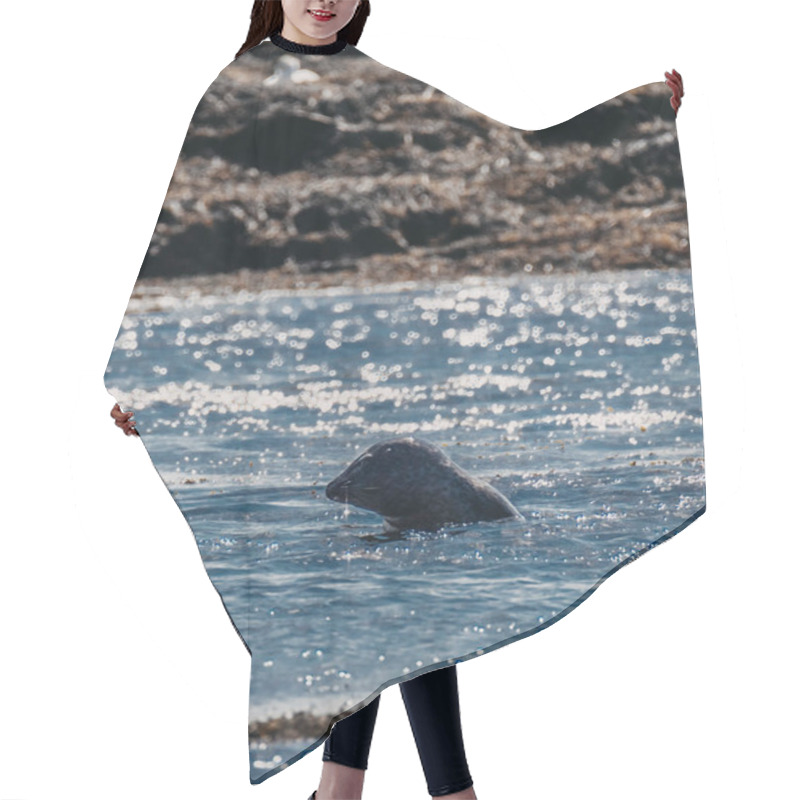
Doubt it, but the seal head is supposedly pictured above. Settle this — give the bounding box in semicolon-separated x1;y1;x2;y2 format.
325;436;523;532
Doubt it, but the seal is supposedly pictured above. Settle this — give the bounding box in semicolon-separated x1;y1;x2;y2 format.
325;436;524;533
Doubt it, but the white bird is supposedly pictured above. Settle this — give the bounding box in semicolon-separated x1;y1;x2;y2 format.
263;55;321;87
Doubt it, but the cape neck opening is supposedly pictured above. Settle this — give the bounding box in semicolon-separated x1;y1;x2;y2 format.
268;30;348;55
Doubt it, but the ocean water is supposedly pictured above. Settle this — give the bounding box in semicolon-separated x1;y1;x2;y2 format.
105;265;705;775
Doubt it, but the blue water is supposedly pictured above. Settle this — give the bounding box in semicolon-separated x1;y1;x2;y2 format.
106;266;704;776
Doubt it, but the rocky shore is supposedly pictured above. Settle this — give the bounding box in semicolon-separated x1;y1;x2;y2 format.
132;46;688;300
249;705;351;746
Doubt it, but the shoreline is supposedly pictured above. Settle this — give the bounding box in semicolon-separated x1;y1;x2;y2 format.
125;260;692;314
248;705;350;745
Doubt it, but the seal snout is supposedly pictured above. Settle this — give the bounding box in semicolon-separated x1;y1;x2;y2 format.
325;476;351;502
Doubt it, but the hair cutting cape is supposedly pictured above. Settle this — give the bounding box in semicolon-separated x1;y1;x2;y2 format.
104;34;705;785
